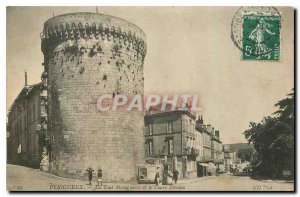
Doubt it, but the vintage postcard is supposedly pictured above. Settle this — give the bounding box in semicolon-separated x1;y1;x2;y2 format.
6;6;295;191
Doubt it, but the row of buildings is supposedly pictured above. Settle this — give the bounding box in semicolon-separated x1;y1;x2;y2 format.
143;106;239;179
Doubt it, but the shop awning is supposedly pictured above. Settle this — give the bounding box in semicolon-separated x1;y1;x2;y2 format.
208;162;217;169
198;163;209;167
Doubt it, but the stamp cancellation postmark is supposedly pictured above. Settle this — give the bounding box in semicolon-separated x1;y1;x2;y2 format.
231;7;281;61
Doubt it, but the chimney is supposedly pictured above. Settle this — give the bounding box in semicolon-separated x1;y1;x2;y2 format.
212;127;215;135
25;71;28;86
200;115;203;124
196;115;203;126
207;124;212;133
215;130;220;138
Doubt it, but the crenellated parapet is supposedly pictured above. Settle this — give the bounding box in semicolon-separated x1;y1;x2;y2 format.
41;12;147;59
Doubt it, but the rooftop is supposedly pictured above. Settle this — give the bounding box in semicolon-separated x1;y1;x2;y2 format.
8;83;42;113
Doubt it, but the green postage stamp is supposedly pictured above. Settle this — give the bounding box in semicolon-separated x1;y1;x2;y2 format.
242;14;281;61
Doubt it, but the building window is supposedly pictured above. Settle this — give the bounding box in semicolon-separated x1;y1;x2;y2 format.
33;103;35;121
167;122;172;133
19;121;21;136
185;119;188;132
25;115;27;128
168;139;173;155
28;108;31;123
186;137;189;147
148;140;153;155
31;104;34;122
148;124;153;135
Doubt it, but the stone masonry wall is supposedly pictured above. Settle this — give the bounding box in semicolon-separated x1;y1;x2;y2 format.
41;12;147;182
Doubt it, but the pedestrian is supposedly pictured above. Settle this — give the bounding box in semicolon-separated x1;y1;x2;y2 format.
86;166;94;185
249;168;253;176
216;167;220;176
154;172;160;186
162;165;167;185
97;168;103;186
173;169;179;184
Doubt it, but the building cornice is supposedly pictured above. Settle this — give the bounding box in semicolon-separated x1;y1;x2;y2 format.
145;110;196;120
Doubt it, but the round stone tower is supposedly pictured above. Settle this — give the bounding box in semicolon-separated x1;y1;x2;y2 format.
41;12;147;182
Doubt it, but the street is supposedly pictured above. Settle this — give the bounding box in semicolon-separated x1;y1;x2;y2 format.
7;164;294;191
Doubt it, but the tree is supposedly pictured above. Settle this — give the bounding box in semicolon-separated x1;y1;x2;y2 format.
237;148;254;162
243;89;294;178
274;88;294;131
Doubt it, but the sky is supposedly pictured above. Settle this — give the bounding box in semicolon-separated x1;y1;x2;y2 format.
6;7;294;144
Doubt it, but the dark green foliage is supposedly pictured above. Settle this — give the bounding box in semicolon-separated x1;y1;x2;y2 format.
274;88;295;132
237;148;255;162
243;89;294;179
116;60;122;67
38;132;51;154
79;67;85;74
97;46;102;53
113;44;120;53
65;45;79;56
79;47;85;55
88;49;97;58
